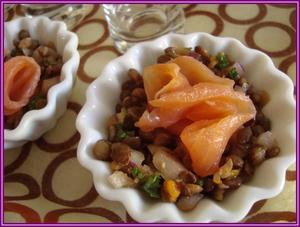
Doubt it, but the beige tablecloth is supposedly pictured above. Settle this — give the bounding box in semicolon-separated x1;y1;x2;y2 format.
4;4;296;223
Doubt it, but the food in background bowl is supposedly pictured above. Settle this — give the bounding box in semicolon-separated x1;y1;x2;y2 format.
4;16;79;149
92;46;280;211
4;30;62;129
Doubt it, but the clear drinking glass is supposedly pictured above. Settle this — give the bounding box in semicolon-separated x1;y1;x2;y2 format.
103;4;185;53
20;4;90;29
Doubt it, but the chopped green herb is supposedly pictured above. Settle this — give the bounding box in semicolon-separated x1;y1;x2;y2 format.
131;167;140;177
217;53;229;69
115;124;128;141
137;172;145;180
132;167;145;180
116;129;128;140
142;174;162;199
228;67;239;80
196;179;204;187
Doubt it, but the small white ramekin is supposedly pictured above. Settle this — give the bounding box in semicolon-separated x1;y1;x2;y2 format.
76;33;296;223
4;16;80;149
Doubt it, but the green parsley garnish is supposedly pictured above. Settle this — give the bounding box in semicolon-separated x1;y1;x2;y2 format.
132;167;145;180
131;167;140;177
228;67;239;80
217;53;229;69
196;179;204;187
115;124;128;141
142;174;162;199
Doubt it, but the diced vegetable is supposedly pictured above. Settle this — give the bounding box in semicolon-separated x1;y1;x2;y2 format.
256;131;277;149
130;149;145;166
115;124;128;141
163;179;181;202
108;171;135;188
131;167;140;176
142;174;162;198
233;63;245;76
182;184;203;196
213;159;234;184
149;145;188;180
228;67;238;80
131;167;145;180
216;52;229;69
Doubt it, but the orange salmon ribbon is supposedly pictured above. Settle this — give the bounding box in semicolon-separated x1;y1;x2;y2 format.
136;56;256;177
4;56;41;116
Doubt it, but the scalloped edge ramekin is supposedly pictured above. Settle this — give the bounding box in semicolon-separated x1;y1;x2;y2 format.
76;33;296;223
4;16;80;149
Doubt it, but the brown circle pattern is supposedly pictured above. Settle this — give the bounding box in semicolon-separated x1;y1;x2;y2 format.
289;9;296;30
72;19;109;50
126;212;137;223
78;45;121;83
245;211;296;223
218;4;267;24
245;21;296;57
184;4;197;12
44;208;124;223
186;10;224;36
83;5;100;21
286;170;296;181
246;199;268;216
278;55;296;74
42;149;98;207
5;173;41;201
4;202;41;223
4;142;32;175
269;4;296;9
4;4;296;223
35;102;81;152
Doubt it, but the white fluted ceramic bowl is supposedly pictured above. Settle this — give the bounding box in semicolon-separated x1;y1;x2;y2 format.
4;16;80;149
76;33;296;223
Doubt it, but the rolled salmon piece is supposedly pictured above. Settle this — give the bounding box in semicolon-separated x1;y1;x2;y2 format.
171;56;234;87
4;56;41;116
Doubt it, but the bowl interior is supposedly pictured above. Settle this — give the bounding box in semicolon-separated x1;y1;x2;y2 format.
77;33;295;222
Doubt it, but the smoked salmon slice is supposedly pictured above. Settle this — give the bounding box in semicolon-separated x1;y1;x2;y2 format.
171;56;234;87
143;63;190;101
166;118;193;135
180;113;254;177
136;83;256;132
4;56;41;116
136;56;257;177
150;82;253;110
135;107;186;132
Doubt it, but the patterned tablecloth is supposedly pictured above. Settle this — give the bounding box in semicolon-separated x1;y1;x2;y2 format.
4;4;296;223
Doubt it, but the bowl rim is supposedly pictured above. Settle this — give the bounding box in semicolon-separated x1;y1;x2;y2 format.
4;16;79;147
76;32;296;223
